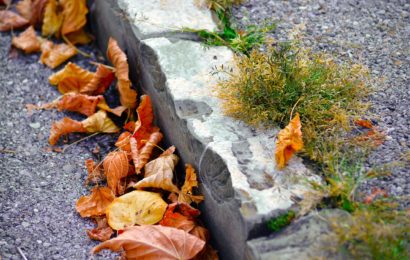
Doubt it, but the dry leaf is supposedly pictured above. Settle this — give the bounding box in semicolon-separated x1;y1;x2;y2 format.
137;95;154;128
48;62;94;94
115;132;131;153
85;159;105;185
178;164;204;204
65;28;92;45
123;121;136;132
159;203;200;233
81;110;120;133
76;187;115;218
103;150;129;195
107;38;137;109
355;119;373;129
106;190;168;230
81;64;115;95
49;117;86;145
16;0;47;27
86;217;113;242
60;0;88;36
42;0;63;37
96;100;127;117
275;113;303;169
11;26;41;53
15;0;32;22
194;245;219;260
364;187;388;204
0;10;29;31
134;147;180;193
92;225;205;260
56;93;102;116
40;41;77;69
134;131;163;174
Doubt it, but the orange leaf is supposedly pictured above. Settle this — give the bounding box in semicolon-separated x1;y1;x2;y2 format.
159;203;200;233
81;64;115;95
41;0;63;38
86;217;113;242
75;187;115;218
134;131;163;174
56;93;102;116
60;0;88;36
92;225;205;260
115;131;132;153
364;187;388;204
137;95;154;129
15;0;31;22
49;117;86;145
275;113;303;169
0;10;29;31
48;62;94;93
40;41;77;69
103;151;129;195
16;0;47;27
11;26;41;54
85;159;105;185
107;38;137;109
355;119;373;129
178;164;204;204
134;146;180;193
123;121;136;132
81;110;120;133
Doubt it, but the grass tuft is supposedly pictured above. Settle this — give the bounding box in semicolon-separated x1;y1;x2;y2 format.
267;210;296;232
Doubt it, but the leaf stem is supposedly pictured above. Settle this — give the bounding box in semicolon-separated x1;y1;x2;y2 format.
62;132;99;153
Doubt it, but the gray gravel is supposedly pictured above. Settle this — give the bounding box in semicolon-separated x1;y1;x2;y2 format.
232;0;410;205
0;33;118;259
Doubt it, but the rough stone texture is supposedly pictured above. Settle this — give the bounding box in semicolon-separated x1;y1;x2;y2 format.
246;210;351;260
89;0;320;259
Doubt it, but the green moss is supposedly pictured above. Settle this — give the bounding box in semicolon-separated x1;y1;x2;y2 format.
267;210;296;232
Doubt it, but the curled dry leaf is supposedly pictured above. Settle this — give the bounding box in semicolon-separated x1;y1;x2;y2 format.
0;10;29;31
133;95;160;148
103;150;129;195
49;117;86;145
56;93;102;116
275;113;303;169
92;225;205;260
48;62;94;94
134;131;163;174
60;0;88;36
40;41;77;69
15;0;31;23
178;164;204;204
75;187;115;218
159;203;200;233
81;110;120;133
16;0;47;27
11;26;41;54
107;37;137;109
355;119;373;129
115;131;131;153
134;146;180;193
81;64;115;95
106;190;168;230
86;217;113;242
42;0;63;37
85;159;105;185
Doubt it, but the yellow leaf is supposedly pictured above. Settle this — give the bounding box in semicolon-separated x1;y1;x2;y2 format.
81;110;120;133
275;113;303;169
96;99;127;117
42;0;63;38
106;190;168;230
48;62;94;94
76;187;115;218
40;41;77;69
65;28;92;45
11;26;41;54
178;164;204;204
60;0;88;36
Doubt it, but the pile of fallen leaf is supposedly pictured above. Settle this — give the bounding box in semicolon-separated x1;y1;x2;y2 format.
2;1;217;259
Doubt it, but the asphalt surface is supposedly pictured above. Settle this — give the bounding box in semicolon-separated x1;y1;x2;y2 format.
0;33;118;259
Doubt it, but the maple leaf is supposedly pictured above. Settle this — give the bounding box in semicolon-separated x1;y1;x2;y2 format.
178;164;204;204
275;113;304;169
86;216;113;242
11;26;41;54
81;110;120;133
133;131;163;174
103;150;129;195
115;131;132;153
48;62;94;94
60;0;88;36
159;203;200;233
134;146;180;193
41;0;63;38
92;225;205;260
76;187;115;218
49;117;86;145
0;10;29;31
107;37;137;109
106;190;168;230
81;64;115;95
40;41;77;69
85;159;105;185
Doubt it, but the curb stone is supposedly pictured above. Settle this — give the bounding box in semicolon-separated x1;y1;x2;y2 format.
89;1;325;259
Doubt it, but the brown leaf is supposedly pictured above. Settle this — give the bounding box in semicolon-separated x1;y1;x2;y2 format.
86;217;113;242
56;93;102;116
159;203;200;233
11;26;41;54
275;113;303;169
178;164;204;204
15;0;32;22
134;131;163;174
194;245;219;260
40;41;77;69
48;62;94;94
17;0;47;27
133;95;156;148
92;225;205;260
81;64;115;95
103;150;129;195
65;28;92;45
85;159;105;185
81;110;120;133
0;10;29;31
60;0;88;36
134;147;180;193
41;0;63;38
75;187;115;218
49;117;86;145
107;38;137;109
115;131;131;153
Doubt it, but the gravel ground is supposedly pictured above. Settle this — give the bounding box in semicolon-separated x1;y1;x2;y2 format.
0;33;118;259
232;0;410;204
